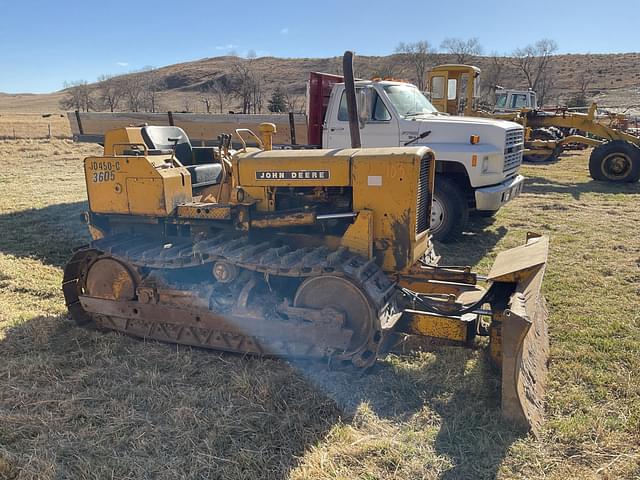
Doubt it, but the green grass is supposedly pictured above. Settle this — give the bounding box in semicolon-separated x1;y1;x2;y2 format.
0;141;639;479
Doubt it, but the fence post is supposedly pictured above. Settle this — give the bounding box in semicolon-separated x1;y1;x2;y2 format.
48;123;52;139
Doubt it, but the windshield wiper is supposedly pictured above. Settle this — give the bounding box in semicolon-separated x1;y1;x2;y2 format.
404;130;432;146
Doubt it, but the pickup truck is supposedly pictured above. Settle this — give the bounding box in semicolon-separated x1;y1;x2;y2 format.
69;73;525;241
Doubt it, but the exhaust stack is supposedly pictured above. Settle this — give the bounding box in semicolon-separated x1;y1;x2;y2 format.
342;51;361;149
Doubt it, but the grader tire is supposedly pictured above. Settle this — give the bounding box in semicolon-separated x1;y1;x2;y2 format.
523;128;562;164
588;140;640;183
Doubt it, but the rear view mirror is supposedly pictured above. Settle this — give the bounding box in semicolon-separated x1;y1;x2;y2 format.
357;88;371;128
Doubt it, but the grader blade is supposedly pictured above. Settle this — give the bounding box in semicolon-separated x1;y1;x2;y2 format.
488;235;549;437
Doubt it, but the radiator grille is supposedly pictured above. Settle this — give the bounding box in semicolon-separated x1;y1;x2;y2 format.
416;154;432;235
504;128;524;174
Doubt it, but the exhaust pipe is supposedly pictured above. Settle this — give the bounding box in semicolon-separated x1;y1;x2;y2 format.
342;51;361;148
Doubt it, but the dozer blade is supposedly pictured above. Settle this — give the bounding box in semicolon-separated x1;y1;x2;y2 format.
488;234;550;437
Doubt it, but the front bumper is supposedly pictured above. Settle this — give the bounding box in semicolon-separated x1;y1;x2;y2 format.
475;174;525;211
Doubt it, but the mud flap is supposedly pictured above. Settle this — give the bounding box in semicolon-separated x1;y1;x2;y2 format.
488;234;550;437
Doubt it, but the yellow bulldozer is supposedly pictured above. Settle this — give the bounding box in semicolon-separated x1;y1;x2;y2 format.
62;54;550;435
428;64;640;183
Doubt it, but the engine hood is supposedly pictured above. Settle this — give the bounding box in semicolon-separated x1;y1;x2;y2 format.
401;115;522;146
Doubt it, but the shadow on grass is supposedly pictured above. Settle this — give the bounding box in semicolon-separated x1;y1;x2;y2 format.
0;201;90;268
524;174;640;199
1;315;524;479
437;214;508;266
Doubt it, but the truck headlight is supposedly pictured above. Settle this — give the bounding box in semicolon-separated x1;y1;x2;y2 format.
482;156;490;173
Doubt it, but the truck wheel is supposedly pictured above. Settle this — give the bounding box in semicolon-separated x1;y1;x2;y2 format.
589;141;640;183
430;177;469;243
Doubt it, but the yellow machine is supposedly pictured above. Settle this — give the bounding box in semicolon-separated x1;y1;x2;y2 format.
428;64;640;182
63;123;550;435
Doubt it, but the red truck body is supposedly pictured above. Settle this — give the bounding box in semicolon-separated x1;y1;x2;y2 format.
307;72;344;146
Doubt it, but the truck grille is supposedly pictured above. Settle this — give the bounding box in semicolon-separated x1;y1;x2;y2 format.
416;154;432;235
504;128;524;174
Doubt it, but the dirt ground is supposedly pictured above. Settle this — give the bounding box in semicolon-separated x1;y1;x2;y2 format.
0;139;638;479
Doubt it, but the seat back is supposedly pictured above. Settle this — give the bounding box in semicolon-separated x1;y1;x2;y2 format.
141;126;193;165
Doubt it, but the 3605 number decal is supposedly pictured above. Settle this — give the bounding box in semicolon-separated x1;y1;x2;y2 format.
92;171;116;182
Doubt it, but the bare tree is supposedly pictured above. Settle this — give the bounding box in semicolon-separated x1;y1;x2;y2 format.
200;92;213;114
510;38;558;105
213;79;233;113
97;74;125;112
440;37;483;64
480;53;506;103
230;58;264;114
182;97;193;113
395;41;434;90
284;89;304;113
60;80;93;112
200;79;232;114
141;67;164;113
371;55;400;79
123;73;146;112
568;60;593;107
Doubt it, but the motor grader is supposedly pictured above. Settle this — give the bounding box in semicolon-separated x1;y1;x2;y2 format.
428;64;640;183
62;55;550;435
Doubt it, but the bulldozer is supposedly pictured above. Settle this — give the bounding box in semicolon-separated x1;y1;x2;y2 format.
62;53;550;435
428;64;640;182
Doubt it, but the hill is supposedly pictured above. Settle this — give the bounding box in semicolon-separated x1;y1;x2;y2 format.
1;52;639;114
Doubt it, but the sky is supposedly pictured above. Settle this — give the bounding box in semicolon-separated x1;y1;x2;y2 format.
1;0;639;93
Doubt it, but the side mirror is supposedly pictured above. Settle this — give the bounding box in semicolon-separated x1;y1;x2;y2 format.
357;88;371;128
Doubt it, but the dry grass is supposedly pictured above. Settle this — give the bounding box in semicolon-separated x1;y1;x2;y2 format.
0;114;71;140
0;140;639;479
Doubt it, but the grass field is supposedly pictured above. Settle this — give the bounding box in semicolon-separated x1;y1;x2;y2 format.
0;139;638;479
0;114;71;140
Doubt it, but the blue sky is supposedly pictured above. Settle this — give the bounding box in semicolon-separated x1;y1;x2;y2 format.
1;0;639;93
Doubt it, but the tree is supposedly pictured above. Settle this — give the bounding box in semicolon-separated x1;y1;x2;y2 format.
371;55;400;79
200;78;232;113
284;89;304;113
267;86;287;112
122;73;146;112
395;41;434;91
60;80;93;112
568;60;593;108
510;38;558;105
141;67;164;113
230;57;264;114
440;37;483;64
97;74;124;112
480;53;506;103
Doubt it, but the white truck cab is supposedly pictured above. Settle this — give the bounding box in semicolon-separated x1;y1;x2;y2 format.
322;79;525;241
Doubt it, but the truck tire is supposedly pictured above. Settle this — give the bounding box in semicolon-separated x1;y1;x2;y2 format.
589;141;640;183
430;177;469;243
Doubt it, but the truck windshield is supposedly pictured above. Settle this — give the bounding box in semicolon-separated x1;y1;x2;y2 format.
383;84;438;117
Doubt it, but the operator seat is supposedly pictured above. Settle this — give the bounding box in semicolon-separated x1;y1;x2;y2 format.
140;126;223;189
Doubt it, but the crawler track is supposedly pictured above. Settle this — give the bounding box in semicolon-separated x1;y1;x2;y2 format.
63;233;398;368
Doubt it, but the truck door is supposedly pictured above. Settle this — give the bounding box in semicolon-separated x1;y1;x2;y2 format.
325;87;400;148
